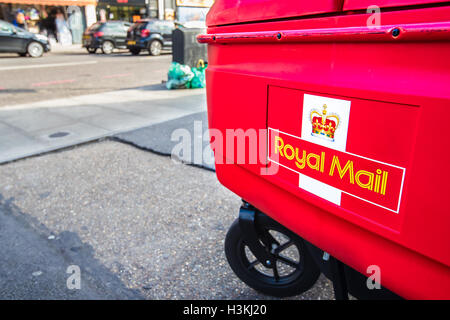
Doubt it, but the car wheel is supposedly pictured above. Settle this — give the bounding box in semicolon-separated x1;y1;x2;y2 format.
130;48;141;55
27;41;44;58
101;41;114;54
87;47;97;54
149;40;162;56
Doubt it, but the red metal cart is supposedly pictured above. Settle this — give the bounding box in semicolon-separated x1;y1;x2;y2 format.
199;0;450;299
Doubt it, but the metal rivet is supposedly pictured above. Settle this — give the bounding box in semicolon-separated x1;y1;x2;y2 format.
276;33;282;40
392;28;400;38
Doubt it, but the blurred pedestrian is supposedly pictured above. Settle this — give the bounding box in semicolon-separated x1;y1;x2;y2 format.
13;10;26;29
68;6;83;44
55;10;72;45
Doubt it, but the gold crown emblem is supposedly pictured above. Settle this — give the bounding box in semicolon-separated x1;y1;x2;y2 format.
310;104;340;141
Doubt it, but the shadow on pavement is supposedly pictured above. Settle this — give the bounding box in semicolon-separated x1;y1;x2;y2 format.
0;193;143;299
0;89;37;94
0;54;24;59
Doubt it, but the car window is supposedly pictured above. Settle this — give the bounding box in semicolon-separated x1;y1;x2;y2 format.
145;21;157;31
104;23;124;33
132;22;148;31
151;21;172;34
88;23;102;31
105;24;115;31
0;20;14;34
160;22;173;34
149;21;168;33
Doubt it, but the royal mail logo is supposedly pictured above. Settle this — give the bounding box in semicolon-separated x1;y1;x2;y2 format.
269;128;405;213
267;93;405;214
268;128;406;213
310;104;340;142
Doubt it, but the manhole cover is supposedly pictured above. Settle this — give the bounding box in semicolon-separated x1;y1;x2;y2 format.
48;132;70;138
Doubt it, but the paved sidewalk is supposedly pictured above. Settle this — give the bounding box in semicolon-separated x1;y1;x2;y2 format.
48;43;84;53
0;84;206;164
115;111;215;171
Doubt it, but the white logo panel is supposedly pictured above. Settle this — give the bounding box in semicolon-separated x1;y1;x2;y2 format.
299;94;352;205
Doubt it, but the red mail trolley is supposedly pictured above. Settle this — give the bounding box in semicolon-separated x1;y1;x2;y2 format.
199;0;450;299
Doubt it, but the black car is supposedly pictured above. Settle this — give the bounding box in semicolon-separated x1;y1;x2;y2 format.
126;19;174;56
0;19;50;57
83;21;132;54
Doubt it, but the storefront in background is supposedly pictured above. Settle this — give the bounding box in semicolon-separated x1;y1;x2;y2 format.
175;0;212;26
96;0;213;24
0;0;212;39
97;0;156;22
0;0;98;43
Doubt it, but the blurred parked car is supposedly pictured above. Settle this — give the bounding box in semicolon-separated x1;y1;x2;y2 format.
0;19;50;57
83;21;132;54
126;19;174;56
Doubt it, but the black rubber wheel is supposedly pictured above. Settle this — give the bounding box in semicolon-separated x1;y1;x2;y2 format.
225;215;320;297
130;48;141;55
87;47;97;54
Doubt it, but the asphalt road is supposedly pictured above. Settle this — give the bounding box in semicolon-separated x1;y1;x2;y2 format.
0;140;334;300
0;46;172;107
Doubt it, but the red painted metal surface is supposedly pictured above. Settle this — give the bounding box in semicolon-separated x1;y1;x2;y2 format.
343;0;448;11
206;0;341;27
203;1;450;299
198;21;450;43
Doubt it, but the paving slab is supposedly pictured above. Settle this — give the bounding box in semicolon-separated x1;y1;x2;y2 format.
5;110;74;133
115;111;215;171
0;84;206;164
0;132;43;161
119;102;199;120
49;105;108;119
79;108;151;132
0;122;18;136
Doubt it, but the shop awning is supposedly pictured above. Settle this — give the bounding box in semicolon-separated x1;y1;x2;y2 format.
0;0;97;6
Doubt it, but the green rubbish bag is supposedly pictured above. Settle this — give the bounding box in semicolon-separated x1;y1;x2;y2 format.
166;60;207;90
190;60;207;89
166;62;194;90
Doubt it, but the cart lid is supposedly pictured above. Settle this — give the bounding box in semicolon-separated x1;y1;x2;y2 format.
206;0;448;27
206;0;341;27
343;0;448;11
